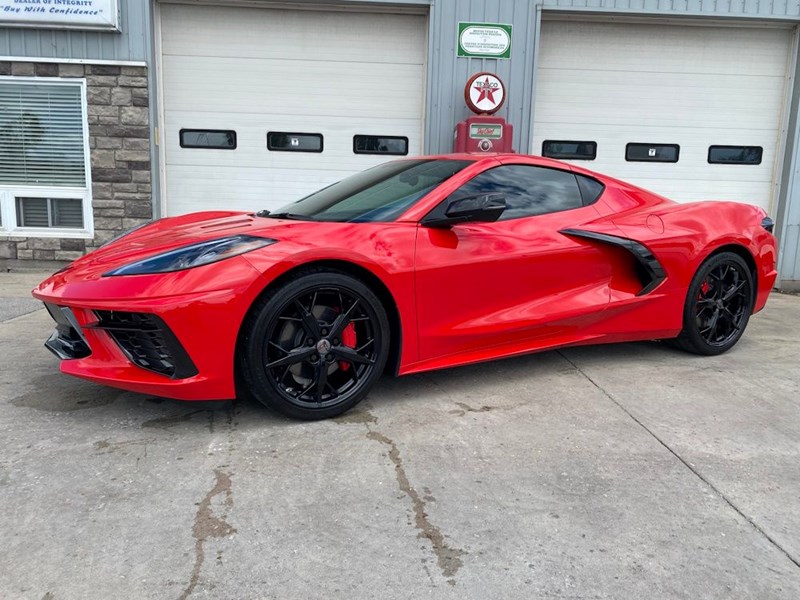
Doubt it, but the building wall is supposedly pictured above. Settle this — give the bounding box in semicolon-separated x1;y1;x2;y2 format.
776;27;800;288
0;61;152;262
2;0;800;285
424;0;800;156
0;0;150;62
0;1;154;265
540;0;800;19
531;0;800;287
425;0;538;155
778;44;800;286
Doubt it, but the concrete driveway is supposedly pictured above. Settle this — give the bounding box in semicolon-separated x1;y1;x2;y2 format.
1;271;799;599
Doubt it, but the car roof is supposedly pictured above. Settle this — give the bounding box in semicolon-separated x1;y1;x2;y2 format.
404;152;604;177
411;152;536;161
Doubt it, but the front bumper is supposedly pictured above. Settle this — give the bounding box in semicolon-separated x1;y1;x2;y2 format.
43;303;91;360
33;255;268;401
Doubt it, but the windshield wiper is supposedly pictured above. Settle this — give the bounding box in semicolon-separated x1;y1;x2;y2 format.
256;210;314;221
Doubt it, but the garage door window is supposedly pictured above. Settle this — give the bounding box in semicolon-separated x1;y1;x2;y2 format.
0;78;92;238
353;135;409;156
180;129;237;150
267;132;323;153
708;145;763;165
542;140;597;160
626;143;680;163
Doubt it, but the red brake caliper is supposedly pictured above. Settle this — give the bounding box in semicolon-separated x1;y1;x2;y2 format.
700;280;711;297
339;322;357;371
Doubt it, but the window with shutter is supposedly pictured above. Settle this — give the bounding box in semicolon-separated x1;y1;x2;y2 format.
0;78;92;237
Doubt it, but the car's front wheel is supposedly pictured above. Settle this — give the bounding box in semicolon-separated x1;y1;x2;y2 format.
238;269;390;420
671;251;754;356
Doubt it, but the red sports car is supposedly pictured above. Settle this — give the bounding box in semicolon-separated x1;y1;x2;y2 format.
33;154;777;419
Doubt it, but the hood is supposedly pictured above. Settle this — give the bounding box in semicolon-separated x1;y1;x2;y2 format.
60;211;321;276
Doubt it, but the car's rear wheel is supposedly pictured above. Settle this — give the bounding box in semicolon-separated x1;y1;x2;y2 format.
671;251;754;356
238;269;390;420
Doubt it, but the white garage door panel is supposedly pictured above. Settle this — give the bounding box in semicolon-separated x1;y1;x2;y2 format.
165;118;422;169
165;165;357;208
161;5;425;65
537;72;784;130
616;180;775;206
160;3;426;216
166;116;420;171
541;22;789;77
162;57;424;119
538;123;779;176
533;21;792;211
164;114;423;216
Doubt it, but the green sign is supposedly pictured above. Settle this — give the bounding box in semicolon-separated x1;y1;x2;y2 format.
458;22;512;59
469;123;503;139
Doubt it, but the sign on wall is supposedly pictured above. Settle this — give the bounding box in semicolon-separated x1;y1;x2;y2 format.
458;22;512;59
0;0;119;31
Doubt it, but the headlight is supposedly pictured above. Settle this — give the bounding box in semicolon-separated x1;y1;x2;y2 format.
103;235;276;276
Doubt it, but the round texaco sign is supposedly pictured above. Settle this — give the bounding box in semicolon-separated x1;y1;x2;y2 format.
464;72;506;115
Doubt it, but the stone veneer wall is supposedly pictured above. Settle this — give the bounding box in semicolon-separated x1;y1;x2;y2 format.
0;61;152;262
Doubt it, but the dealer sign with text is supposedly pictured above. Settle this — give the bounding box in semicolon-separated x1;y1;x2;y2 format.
0;0;119;31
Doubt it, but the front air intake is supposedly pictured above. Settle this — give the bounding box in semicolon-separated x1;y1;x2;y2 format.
92;311;198;379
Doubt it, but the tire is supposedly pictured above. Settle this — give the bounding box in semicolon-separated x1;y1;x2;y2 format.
671;251;754;356
238;268;390;420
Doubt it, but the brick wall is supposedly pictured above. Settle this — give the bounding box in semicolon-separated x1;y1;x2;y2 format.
0;61;153;262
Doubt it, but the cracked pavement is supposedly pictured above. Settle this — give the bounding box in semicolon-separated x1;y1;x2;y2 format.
1;271;799;599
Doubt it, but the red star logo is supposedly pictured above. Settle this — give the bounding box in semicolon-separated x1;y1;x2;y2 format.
474;77;497;105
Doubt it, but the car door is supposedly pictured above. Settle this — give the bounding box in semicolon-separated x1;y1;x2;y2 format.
414;163;613;362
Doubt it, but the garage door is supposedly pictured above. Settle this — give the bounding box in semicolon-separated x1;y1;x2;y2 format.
159;4;427;216
532;21;793;212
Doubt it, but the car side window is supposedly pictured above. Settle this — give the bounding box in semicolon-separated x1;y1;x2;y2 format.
448;165;584;221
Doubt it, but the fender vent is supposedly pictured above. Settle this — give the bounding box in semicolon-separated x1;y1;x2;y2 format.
560;229;666;296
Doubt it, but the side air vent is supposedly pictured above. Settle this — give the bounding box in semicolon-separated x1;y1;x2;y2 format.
560;229;666;296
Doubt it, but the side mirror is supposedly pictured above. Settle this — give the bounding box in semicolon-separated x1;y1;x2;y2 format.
422;193;506;228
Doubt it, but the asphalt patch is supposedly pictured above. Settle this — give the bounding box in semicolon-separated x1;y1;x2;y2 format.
11;374;119;412
0;297;43;322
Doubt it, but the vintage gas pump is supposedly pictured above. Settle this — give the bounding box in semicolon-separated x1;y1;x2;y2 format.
454;72;514;153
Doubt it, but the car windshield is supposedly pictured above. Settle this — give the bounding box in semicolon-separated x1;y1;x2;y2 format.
264;159;472;222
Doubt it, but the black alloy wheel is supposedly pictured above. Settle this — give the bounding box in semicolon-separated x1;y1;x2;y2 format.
672;251;754;356
239;269;390;420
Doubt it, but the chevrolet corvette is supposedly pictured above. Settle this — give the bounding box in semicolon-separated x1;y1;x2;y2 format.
33;154;777;419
